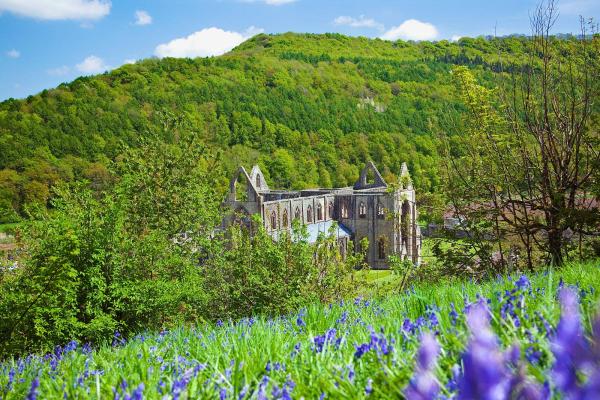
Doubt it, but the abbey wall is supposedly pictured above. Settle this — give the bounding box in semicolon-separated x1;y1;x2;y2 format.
222;162;421;269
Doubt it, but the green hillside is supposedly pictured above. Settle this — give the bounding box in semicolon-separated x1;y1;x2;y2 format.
0;32;570;222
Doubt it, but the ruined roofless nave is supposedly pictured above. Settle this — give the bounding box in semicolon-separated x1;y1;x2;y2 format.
222;162;421;269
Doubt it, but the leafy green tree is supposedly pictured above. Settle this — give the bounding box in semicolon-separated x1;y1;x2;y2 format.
0;130;221;356
441;6;600;269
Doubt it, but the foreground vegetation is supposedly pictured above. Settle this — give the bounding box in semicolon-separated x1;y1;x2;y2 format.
1;261;599;399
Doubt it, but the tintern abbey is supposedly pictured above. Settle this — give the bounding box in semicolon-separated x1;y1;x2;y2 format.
223;162;421;269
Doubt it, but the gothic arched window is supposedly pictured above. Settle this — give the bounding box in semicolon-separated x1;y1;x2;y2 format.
377;202;385;219
282;209;289;228
341;201;348;218
317;203;323;221
359;201;367;218
306;205;313;223
295;206;301;221
328;201;334;219
270;211;277;230
256;175;261;188
378;237;386;260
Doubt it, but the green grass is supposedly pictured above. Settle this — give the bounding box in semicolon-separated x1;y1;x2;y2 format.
0;223;19;234
2;260;599;399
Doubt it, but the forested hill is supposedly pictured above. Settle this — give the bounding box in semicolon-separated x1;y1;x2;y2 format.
0;32;556;222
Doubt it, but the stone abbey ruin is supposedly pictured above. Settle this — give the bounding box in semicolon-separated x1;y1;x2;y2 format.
223;162;421;269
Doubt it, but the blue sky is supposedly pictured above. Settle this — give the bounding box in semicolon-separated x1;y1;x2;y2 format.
1;0;598;100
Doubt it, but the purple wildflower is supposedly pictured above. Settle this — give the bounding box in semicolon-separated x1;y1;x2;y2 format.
457;302;511;399
446;365;460;392
449;303;459;326
354;343;370;358
313;329;337;353
404;333;440;399
515;275;530;290
26;376;39;400
132;383;144;400
354;326;393;359
238;385;248;400
550;287;600;398
505;344;547;399
8;368;15;389
336;311;349;325
365;378;373;395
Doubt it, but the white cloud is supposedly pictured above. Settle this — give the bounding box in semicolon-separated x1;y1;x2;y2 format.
451;35;462;42
0;0;110;20
76;55;109;74
134;10;152;25
6;49;20;58
123;59;136;65
154;26;264;58
334;15;384;31
47;65;71;76
381;19;438;41
240;0;297;5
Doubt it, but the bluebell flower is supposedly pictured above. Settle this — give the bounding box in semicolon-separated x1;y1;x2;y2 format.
449;303;459;326
120;378;128;393
238;385;248;400
132;383;144;400
365;378;373;395
26;376;39;400
336;311;348;325
354;343;370;358
402;318;415;335
7;368;15;389
354;326;393;359
550;287;600;398
347;364;355;382
157;379;165;394
446;365;460;392
171;368;194;400
525;346;542;365
313;328;337;353
82;343;92;354
505;345;547;400
457;302;510;399
404;333;440;399
65;340;78;353
515;275;530;290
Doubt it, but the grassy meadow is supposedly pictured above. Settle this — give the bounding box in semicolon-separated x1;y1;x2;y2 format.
1;260;599;399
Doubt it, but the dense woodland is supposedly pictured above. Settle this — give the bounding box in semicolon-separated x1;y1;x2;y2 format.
1;32;584;223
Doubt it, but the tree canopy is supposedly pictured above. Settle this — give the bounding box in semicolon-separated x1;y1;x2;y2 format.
0;32;593;222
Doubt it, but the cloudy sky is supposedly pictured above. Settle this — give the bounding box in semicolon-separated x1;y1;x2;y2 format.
1;0;597;100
